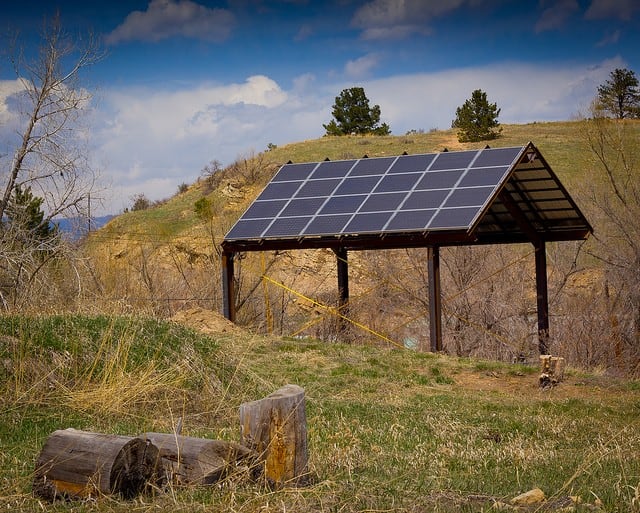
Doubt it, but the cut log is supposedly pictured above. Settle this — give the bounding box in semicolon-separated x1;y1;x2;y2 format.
239;384;308;488
141;432;256;485
33;428;160;501
539;355;566;388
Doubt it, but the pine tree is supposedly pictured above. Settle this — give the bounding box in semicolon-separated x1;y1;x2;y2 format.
451;89;502;142
597;68;640;119
324;87;391;136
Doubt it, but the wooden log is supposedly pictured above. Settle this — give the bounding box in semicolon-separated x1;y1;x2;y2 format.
539;355;566;388
141;432;256;485
239;384;308;488
33;428;160;501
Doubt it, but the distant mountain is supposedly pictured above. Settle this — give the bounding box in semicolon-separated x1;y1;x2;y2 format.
54;215;115;239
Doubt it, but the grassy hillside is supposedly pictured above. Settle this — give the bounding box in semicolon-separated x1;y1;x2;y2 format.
1;313;639;512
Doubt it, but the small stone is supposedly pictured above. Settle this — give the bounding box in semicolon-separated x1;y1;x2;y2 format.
510;488;545;506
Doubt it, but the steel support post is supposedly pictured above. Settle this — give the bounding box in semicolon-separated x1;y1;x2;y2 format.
427;246;443;352
222;251;236;322
534;241;550;354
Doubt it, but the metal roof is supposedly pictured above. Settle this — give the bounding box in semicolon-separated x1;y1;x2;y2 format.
222;142;592;252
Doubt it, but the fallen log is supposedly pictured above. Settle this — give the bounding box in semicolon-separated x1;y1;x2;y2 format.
141;432;256;485
33;428;160;501
239;384;308;488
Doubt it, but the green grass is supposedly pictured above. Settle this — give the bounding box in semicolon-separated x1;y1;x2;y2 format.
1;314;639;512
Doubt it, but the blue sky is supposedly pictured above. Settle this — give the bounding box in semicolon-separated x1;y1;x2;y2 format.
1;0;639;215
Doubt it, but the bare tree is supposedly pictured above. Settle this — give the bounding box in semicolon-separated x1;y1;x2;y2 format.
0;16;102;309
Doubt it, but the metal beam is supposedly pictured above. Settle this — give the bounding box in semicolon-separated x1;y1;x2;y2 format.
334;247;349;308
427;246;443;352
222;251;236;322
535;241;550;354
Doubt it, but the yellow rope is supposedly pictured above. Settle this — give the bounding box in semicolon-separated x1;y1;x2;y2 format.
261;275;405;349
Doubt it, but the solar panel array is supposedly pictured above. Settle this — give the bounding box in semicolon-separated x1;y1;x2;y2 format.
225;146;526;241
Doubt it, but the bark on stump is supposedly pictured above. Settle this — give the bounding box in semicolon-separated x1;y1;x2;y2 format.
33;428;160;501
539;355;566;388
141;432;257;485
239;384;308;488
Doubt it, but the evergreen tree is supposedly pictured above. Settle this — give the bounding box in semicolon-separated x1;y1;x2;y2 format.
451;89;502;143
596;68;640;119
4;186;58;244
324;87;391;136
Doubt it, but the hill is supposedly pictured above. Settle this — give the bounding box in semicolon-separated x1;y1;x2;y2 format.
0;313;639;512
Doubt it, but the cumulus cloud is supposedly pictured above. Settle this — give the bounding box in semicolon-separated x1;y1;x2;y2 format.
352;0;467;39
585;0;639;20
0;79;24;124
345;54;380;79
90;56;627;214
535;0;580;32
106;0;235;44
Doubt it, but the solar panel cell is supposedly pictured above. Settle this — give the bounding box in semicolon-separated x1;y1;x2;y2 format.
281;198;326;217
459;167;509;187
225;218;272;239
401;190;449;210
264;217;312;237
429;207;479;229
304;215;352;235
430;150;476;170
243;200;287;219
348;157;396;176
359;192;406;212
415;170;464;190
345;212;392;233
296;178;341;197
386;209;436;231
374;172;422;192
472;147;522;168
258;181;303;200
320;195;367;214
272;163;317;182
311;160;355;179
443;186;495;208
388;154;436;173
335;176;381;195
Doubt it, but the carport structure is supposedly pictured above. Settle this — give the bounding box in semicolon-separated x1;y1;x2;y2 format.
221;142;592;353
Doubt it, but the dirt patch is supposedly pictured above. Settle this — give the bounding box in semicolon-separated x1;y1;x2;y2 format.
171;307;244;336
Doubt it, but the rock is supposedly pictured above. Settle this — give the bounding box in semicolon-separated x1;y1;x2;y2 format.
510;488;545;506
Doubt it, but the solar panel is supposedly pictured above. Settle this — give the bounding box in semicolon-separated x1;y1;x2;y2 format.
225;145;527;241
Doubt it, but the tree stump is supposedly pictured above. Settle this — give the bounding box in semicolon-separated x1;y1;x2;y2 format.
33;428;160;501
239;384;308;488
539;355;566;388
141;432;257;485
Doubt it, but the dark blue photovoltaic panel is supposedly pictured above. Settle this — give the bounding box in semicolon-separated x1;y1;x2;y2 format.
429;207;479;229
386;210;436;231
359;192;405;212
388;154;436;173
459;167;509;187
226;218;272;239
281;198;325;217
472;146;521;168
272;163;317;182
443;186;496;208
264;217;311;237
224;145;534;241
320;195;367;214
304;215;352;235
349;157;396;176
258;181;303;200
243;200;287;219
374;173;422;192
311;160;354;179
345;212;392;233
430;150;476;170
335;176;380;195
401;190;449;210
296;179;341;197
415;170;463;190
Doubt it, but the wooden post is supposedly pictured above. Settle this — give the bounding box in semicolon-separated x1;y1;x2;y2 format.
141;433;256;485
33;428;160;501
427;246;443;352
238;384;308;488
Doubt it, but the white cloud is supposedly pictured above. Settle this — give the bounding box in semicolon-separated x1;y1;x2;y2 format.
535;0;580;32
352;0;467;39
345;54;380;79
0;79;24;124
106;0;235;44
90;57;627;214
585;0;639;21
